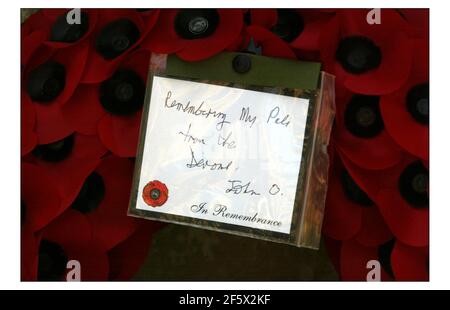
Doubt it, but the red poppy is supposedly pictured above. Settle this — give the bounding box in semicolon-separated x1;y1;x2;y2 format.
24;133;107;210
332;84;406;170
142;9;243;61
340;238;394;281
391;241;428;281
248;9;334;52
36;210;109;281
108;221;164;280
232;25;297;59
21;162;61;232
80;9;158;83
70;155;142;251
339;151;429;247
322;154;393;246
319;9;413;95
43;9;98;47
380;39;429;161
142;180;169;207
22;9;99;49
62;49;150;157
21;32;89;144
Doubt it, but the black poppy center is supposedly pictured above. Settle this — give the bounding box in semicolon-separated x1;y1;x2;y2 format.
115;82;134;102
406;83;429;125
99;69;145;116
270;9;304;43
344;95;384;138
398;161;429;208
71;172;105;214
50;11;89;43
111;35;130;52
95;19;140;60
336;36;382;74
150;188;161;200
174;9;219;40
32;134;74;162
38;240;68;281
341;169;373;207
26;61;66;103
377;239;395;279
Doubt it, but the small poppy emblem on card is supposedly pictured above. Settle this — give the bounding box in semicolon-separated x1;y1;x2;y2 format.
142;180;169;207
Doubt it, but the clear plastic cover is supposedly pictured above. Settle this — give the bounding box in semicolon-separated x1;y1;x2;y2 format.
128;53;335;249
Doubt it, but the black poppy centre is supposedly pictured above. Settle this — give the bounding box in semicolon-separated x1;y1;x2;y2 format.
341;169;373;207
38;239;68;281
150;188;161;200
32;134;74;162
406;83;429;125
71;172;105;214
270;9;304;43
398;161;429;208
99;69;145;116
174;9;220;40
344;95;384;138
27;61;66;103
95;18;140;60
336;36;382;75
50;11;89;43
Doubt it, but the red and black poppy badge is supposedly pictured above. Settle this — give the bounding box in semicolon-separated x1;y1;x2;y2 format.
142;180;168;207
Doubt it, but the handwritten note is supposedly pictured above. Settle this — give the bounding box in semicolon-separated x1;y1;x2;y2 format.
136;76;310;234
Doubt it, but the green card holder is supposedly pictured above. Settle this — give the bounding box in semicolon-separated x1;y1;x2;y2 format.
129;52;335;249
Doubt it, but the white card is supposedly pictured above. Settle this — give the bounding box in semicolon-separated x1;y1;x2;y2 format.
135;76;310;234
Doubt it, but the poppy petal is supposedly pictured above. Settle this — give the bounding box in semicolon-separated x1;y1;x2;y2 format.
355;207;393;247
87;156;138;250
246;25;297;59
21;227;41;281
42;209;92;247
250;9;277;28
62;84;106;135
391;241;428;281
322;159;362;240
21;30;47;66
108;222;161;280
98;112;142;158
32;97;75;144
21;162;61;232
377;188;429;247
21;94;38;156
291;18;329;51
